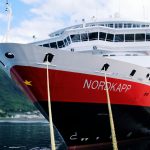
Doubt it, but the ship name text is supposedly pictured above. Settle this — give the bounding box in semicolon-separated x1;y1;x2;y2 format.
83;79;131;93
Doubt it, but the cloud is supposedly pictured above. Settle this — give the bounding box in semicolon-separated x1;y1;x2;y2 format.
20;0;41;5
6;0;150;43
0;13;7;22
9;16;65;43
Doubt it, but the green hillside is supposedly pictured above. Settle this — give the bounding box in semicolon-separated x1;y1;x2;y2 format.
0;68;36;117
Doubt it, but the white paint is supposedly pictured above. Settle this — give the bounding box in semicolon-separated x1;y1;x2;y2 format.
70;132;78;141
83;79;132;93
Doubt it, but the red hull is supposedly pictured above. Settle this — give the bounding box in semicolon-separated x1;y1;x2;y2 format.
10;65;150;107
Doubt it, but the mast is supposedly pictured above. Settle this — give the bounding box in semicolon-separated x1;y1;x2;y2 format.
3;0;12;42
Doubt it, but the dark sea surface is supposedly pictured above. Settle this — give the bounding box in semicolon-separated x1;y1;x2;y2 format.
0;120;150;150
0;120;66;150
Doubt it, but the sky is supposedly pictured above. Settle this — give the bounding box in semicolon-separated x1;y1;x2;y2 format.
0;0;150;43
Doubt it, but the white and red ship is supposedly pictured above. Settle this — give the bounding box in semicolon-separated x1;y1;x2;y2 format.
0;20;150;149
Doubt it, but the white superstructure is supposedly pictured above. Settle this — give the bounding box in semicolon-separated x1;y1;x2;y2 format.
32;20;150;67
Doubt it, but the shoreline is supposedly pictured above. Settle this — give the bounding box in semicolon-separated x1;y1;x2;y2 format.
0;117;48;123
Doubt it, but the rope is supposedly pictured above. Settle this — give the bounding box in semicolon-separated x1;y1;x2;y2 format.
104;71;118;150
46;60;56;150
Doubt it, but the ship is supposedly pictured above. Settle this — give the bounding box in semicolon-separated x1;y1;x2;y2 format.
0;19;150;149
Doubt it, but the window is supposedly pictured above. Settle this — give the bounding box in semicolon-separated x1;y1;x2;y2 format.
124;23;132;28
146;33;150;41
43;43;49;47
115;24;122;28
50;42;57;49
133;24;137;28
99;32;106;41
108;24;113;28
106;33;114;42
67;36;71;44
135;34;145;42
81;33;88;41
118;23;122;28
125;34;134;42
114;34;124;42
88;32;98;41
70;34;80;42
57;41;65;48
64;38;68;46
99;24;104;26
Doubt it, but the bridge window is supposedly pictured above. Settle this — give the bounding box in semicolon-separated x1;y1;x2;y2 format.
106;33;114;42
133;24;138;28
146;33;150;41
57;41;65;48
64;38;68;46
81;33;88;41
43;43;49;47
99;32;106;41
114;34;124;42
135;34;145;42
124;23;132;28
108;24;113;28
125;34;134;42
99;24;104;26
88;32;98;41
115;23;122;28
67;36;71;44
70;34;81;42
141;25;146;27
50;42;57;49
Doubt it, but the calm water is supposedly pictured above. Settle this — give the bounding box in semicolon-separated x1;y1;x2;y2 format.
0;120;66;150
0;120;150;150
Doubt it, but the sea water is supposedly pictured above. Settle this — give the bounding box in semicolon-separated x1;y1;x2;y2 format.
0;120;150;150
0;120;66;150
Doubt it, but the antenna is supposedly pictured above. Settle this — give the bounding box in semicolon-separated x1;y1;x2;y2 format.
3;0;12;42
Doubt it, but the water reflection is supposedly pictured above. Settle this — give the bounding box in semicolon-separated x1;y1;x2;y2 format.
0;121;149;150
0;121;66;150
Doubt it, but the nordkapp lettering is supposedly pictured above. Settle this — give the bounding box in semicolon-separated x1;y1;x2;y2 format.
83;79;131;92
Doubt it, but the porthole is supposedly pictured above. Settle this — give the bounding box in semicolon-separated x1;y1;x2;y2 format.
5;52;14;59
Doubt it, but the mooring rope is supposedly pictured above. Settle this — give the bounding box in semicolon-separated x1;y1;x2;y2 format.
46;60;56;150
104;71;118;150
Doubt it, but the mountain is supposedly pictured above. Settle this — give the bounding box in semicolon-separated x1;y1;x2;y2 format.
0;68;36;117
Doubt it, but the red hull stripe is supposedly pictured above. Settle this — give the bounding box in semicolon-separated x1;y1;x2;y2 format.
10;66;150;107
